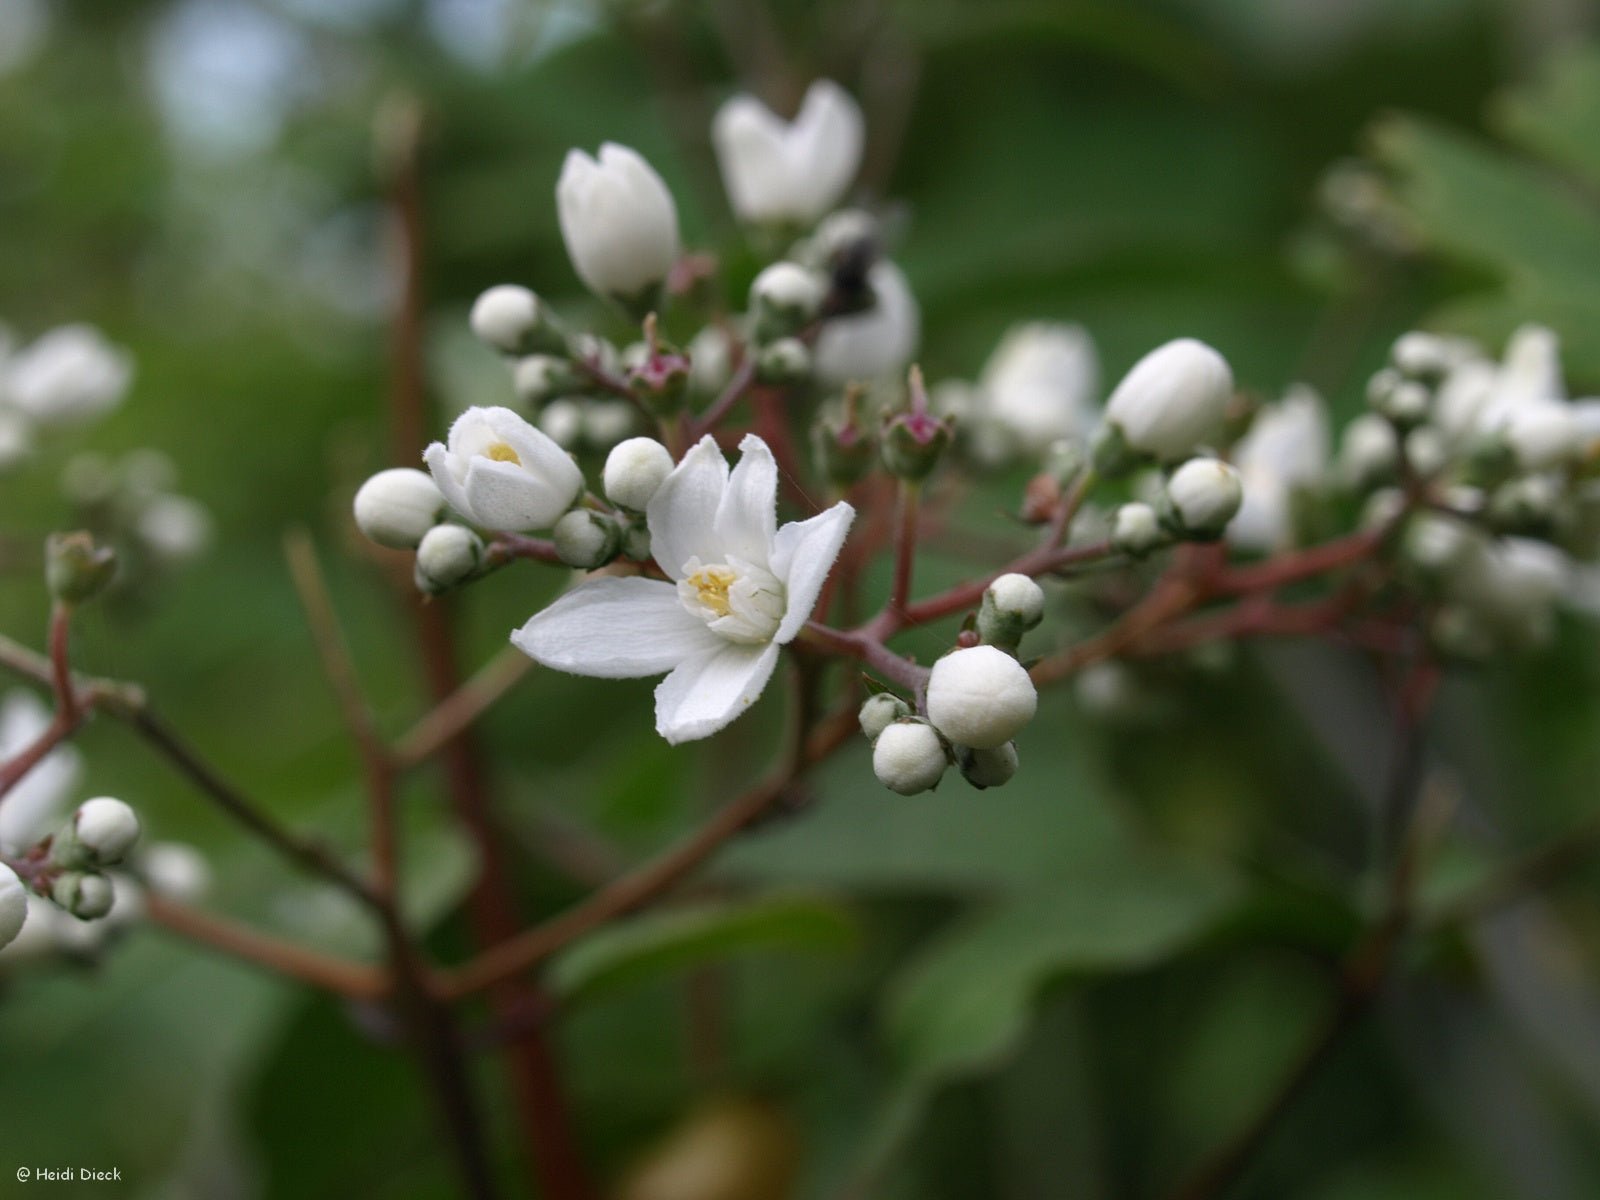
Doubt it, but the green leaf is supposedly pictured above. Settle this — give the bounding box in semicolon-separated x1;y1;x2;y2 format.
547;893;859;1006
1494;46;1600;193
885;856;1239;1085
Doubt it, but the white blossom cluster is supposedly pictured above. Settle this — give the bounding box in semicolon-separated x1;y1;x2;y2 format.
0;690;208;961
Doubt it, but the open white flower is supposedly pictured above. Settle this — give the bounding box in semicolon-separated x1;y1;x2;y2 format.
0;689;82;855
424;406;583;532
556;143;680;304
712;79;865;226
513;435;854;744
1228;385;1329;553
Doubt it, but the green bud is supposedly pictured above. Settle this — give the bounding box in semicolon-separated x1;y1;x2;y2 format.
1090;421;1140;478
52;870;115;921
45;531;116;604
957;742;1019;790
882;411;951;481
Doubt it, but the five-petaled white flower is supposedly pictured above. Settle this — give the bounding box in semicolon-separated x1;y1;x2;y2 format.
513;434;854;744
712;80;865;227
424;406;584;533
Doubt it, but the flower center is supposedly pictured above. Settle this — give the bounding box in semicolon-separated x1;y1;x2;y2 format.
482;442;521;465
687;565;737;617
677;557;784;644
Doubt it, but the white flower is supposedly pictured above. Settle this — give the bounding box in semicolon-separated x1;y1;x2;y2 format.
1166;457;1243;537
512;435;855;744
1434;325;1577;467
70;797;140;866
978;323;1100;451
925;645;1038;750
354;467;444;549
813;261;920;386
556;143;680;303
872;720;948;795
3;324;133;425
0;690;81;855
603;437;675;511
1228;386;1329;552
0;863;26;952
424;406;584;532
712;80;864;226
1104;338;1233;461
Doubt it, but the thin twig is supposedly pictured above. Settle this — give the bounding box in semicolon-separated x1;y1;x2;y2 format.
392;645;533;768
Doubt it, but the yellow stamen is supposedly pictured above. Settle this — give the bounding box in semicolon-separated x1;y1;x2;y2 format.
688;566;736;617
483;441;521;465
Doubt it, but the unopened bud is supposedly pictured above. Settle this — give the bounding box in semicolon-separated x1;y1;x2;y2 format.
756;337;812;385
414;524;485;593
553;509;621;569
52;797;141;869
1367;369;1430;427
1488;474;1564;536
512;355;582;408
619;515;653;562
1103;338;1233;462
469;285;566;356
45;531;116;604
926;645;1038;749
1112;501;1167;557
858;692;912;741
603;438;674;511
53;870;114;920
813;393;876;486
958;742;1019;790
0;864;27;952
978;573;1045;648
1338;413;1398;490
872;719;948;795
1161;457;1243;539
628;348;691;415
750;262;826;341
354;468;444;549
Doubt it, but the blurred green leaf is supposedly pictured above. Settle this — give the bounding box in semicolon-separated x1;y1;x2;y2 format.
547;892;858;1006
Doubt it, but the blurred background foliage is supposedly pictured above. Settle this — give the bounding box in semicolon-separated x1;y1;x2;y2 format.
5;0;1600;1197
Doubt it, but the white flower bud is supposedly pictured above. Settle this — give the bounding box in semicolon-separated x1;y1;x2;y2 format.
353;468;444;549
1403;426;1448;477
1164;457;1243;538
414;524;484;592
1103;338;1233;461
512;354;579;407
755;337;811;385
858;692;911;741
539;398;584;449
1339;413;1398;489
138;493;212;563
1392;331;1476;379
5;324;133;425
1112;501;1166;557
604;437;675;511
469;285;561;356
141;842;211;903
1375;378;1431;426
985;574;1045;629
1402;512;1475;577
958;742;1019;790
553;509;621;570
556;143;680;305
0;864;27;952
53;870;114;920
750;262;825;335
688;326;734;396
979;323;1100;451
872;720;948;795
925;645;1038;750
582;400;637;449
71;797;141;866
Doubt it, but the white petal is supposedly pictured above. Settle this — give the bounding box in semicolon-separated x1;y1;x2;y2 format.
713;434;778;569
511;576;718;678
790;80;864;220
424;442;474;521
770;501;855;644
647;436;729;578
654;641;780;744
